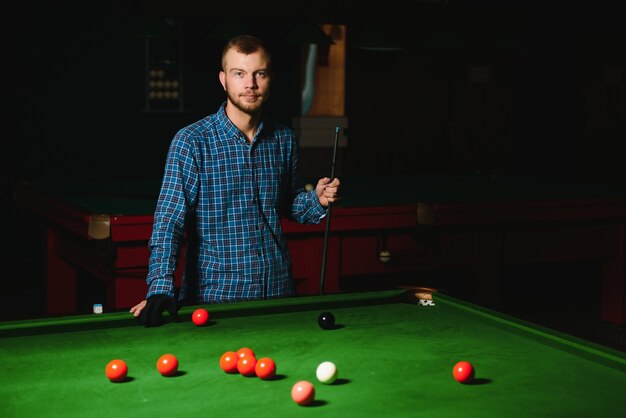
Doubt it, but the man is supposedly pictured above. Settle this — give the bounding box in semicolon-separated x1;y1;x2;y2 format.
130;35;340;326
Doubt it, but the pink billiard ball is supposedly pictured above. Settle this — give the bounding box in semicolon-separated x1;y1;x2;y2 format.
452;361;475;384
192;308;209;326
291;380;315;406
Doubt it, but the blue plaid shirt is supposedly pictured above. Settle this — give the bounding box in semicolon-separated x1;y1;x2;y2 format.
146;103;327;303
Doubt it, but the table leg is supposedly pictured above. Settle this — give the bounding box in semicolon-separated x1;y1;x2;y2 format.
46;229;76;314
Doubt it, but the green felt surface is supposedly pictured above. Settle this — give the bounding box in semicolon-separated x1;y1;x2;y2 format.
1;290;625;418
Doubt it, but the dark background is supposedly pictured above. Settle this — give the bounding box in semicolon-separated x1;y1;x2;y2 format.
4;0;624;184
2;1;625;347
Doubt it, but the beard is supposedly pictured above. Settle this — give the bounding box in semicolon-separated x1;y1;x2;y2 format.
226;89;269;116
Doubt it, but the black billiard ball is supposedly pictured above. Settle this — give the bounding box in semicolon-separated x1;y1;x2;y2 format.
317;311;335;330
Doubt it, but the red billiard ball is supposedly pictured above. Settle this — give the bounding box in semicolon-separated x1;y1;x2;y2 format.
237;354;257;377
236;347;255;359
255;357;276;380
192;308;210;326
291;380;315;406
452;361;475;384
105;359;128;382
157;354;179;376
219;351;239;374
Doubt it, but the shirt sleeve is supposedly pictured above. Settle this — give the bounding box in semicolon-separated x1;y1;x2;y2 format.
146;131;199;298
287;134;328;224
291;190;327;223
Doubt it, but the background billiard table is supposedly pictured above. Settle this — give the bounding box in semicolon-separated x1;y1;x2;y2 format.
11;172;626;329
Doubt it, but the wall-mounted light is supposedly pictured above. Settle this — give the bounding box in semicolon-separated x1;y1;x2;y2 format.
131;18;183;112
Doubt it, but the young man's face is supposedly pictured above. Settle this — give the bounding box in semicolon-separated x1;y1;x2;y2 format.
219;48;271;115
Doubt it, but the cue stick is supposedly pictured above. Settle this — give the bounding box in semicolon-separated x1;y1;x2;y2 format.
319;126;340;296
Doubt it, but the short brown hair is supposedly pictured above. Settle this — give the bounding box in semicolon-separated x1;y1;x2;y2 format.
221;35;271;71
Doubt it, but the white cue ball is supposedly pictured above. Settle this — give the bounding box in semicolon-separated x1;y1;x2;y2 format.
304;183;314;192
316;361;338;384
379;250;391;263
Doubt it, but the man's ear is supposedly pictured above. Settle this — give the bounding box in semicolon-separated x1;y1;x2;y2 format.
219;71;226;91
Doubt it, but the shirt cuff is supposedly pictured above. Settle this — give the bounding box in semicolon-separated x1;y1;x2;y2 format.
147;277;175;299
311;191;329;220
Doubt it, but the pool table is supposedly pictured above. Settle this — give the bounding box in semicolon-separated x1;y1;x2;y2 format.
0;289;624;418
12;172;626;323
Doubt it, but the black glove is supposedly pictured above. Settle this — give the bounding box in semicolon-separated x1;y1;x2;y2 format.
138;294;179;327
